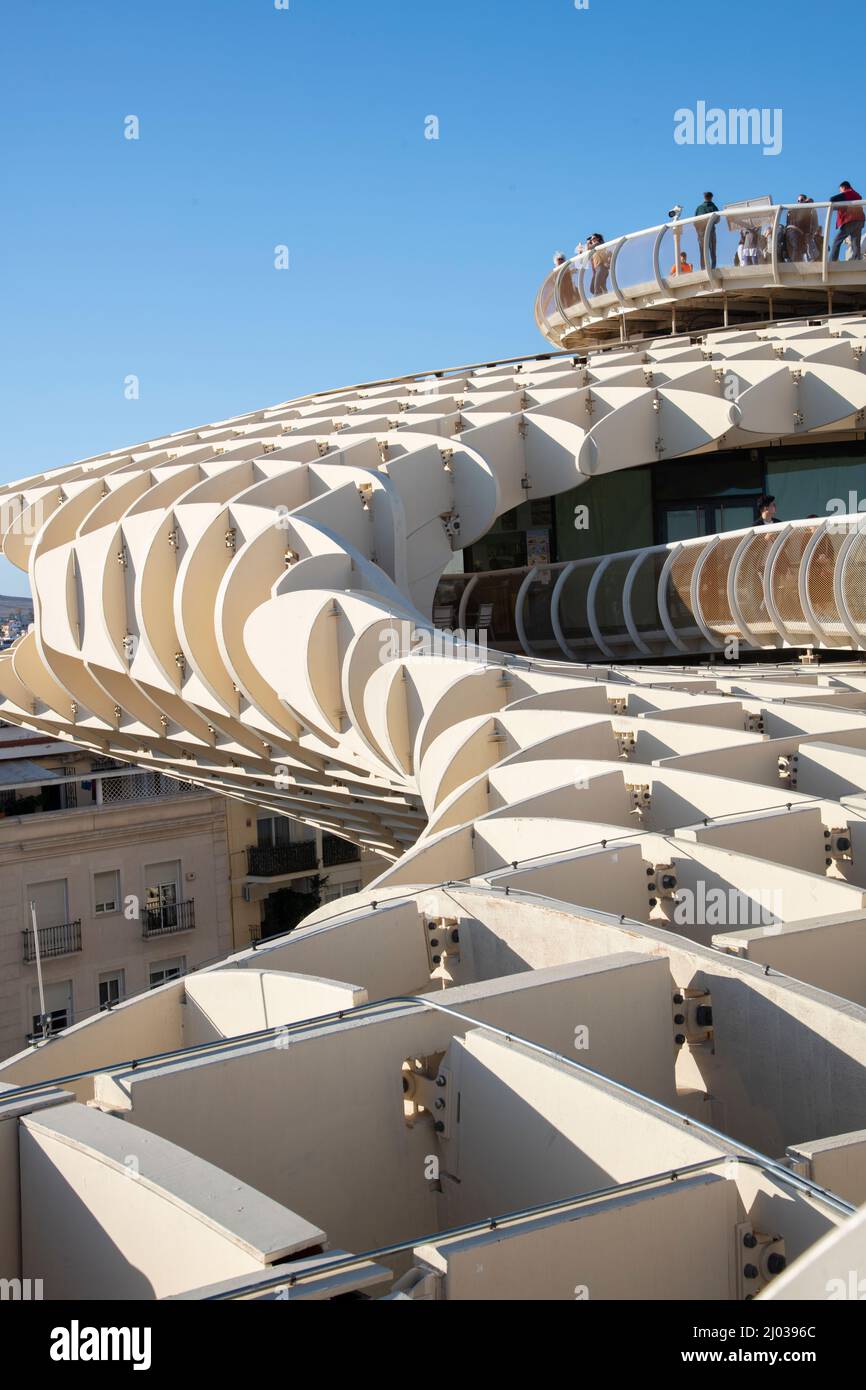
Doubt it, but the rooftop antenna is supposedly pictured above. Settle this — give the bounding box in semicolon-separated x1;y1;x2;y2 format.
29;900;50;1043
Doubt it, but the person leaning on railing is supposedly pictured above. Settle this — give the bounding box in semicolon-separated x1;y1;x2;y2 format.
586;233;611;295
830;181;864;261
552;248;582;309
736;223;767;266
784;195;819;263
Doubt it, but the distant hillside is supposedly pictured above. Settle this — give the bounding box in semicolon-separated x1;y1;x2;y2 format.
0;595;33;621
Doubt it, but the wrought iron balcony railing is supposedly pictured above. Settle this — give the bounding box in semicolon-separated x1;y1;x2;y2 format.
141;898;196;939
246;841;318;876
322;834;361;866
23;920;82;963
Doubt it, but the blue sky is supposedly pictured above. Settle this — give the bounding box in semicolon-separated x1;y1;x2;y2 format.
0;0;862;596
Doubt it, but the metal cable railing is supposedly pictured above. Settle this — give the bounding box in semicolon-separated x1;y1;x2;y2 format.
204;1147;854;1299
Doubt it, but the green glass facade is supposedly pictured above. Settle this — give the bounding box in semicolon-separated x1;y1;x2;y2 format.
462;441;866;570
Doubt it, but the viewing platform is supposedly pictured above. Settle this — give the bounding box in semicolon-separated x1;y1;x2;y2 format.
536;199;866;351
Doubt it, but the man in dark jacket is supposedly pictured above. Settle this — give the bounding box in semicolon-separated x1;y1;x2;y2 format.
694;191;719;269
830;182;864;261
756;495;781;525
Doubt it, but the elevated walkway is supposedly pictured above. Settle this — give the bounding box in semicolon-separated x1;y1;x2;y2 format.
536;200;866;351
439;515;866;662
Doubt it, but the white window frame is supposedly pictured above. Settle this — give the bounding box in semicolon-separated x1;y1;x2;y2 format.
94;868;122;916
30;980;73;1039
148;956;186;990
322;879;362;903
98;970;125;1010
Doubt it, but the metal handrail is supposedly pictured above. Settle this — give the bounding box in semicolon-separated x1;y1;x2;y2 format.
0;985;855;1232
206;1149;854;1299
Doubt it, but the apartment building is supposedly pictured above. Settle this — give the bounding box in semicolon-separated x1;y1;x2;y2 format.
0;727;382;1061
242;811;381;937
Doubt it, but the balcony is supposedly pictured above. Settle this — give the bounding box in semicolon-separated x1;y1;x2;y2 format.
99;770;201;807
535;197;866;350
142;899;196;939
246;841;318;877
322;834;361;867
23;920;82;963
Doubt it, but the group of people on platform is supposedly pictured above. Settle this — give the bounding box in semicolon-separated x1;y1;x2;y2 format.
551;182;865;299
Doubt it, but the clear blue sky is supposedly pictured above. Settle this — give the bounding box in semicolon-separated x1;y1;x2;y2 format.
0;0;862;596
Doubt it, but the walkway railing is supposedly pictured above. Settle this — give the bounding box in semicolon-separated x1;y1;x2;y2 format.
536;200;866;345
436;514;866;662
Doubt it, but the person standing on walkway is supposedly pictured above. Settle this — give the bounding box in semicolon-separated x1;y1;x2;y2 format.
830;181;864;261
756;495;781;525
694;192;719;269
587;233;611;295
785;195;818;262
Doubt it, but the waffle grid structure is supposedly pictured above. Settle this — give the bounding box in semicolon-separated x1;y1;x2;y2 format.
2;310;866;1301
1;313;866;856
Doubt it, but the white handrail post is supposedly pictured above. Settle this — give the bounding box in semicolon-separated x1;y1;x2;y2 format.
30;900;49;1042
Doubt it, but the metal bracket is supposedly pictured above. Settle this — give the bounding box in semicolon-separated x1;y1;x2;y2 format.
824;826;853;863
614;728;636;758
777;752;799;788
423;915;461;985
672;986;712;1048
736;1223;787;1299
402;1053;452;1137
648;862;678;913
